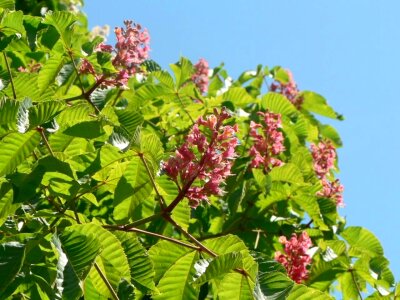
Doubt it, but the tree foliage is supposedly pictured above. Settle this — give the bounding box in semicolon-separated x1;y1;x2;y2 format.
0;1;397;299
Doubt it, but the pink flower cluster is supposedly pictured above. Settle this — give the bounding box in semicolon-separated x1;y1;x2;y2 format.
249;111;285;171
270;69;303;108
274;232;312;283
113;20;150;75
317;179;344;207
80;20;150;87
311;141;344;206
192;58;209;94
164;108;238;208
311;141;336;178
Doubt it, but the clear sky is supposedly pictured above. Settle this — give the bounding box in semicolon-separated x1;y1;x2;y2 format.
84;1;400;279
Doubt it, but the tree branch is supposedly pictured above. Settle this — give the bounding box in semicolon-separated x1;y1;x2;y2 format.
163;214;217;257
104;224;200;251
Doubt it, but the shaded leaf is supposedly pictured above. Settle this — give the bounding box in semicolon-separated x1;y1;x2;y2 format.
0;242;25;293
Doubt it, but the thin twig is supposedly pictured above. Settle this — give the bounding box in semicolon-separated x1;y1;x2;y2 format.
3;52;16;99
67;49;100;113
164;214;249;276
104;224;201;251
37;127;54;156
94;262;120;300
164;214;217;257
122;212;162;229
138;153;166;209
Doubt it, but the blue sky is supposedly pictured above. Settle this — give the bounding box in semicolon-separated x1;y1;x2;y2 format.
84;1;400;278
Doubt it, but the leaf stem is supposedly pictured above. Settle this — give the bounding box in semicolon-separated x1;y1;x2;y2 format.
37;127;54;156
349;268;363;300
163;214;217;257
104;224;200;251
138;152;166;209
123;212;162;229
94;262;120;300
3;52;16;99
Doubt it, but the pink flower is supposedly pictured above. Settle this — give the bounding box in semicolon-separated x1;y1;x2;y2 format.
164;108;238;208
311;141;344;207
249;111;285;171
91;20;151;87
317;178;345;207
311;141;336;179
79;59;96;75
113;20;150;75
274;232;312;283
192;58;209;93
270;69;303;108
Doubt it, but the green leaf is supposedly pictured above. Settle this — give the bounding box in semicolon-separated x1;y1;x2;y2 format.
59;227;101;280
269;163;304;184
0;130;40;176
69;224;130;298
256;271;294;300
37;53;66;94
0;98;19;126
115;109;144;139
28;100;65;128
132;84;175;107
292;194;329;231
301;91;341;120
149;241;198;300
156;175;190;230
0;0;15;10
52;234;82;300
307;253;348;291
216;272;255;300
0;181;16;226
287;284;334;300
0;242;25;293
271;67;289;84
113;231;156;292
170;57;193;89
195;252;243;285
341;227;384;258
253;255;294;300
49;132;92;156
152;70;175;88
0;11;25;36
113;156;154;221
261;92;297;116
203;235;257;278
319;124;343;148
63;120;105;138
222;87;254;106
133;132;164;170
339;271;361;300
43;11;76;47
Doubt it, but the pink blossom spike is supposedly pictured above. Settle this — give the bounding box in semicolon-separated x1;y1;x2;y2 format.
164;108;238;208
192;58;209;94
249;111;285;172
274;232;313;283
